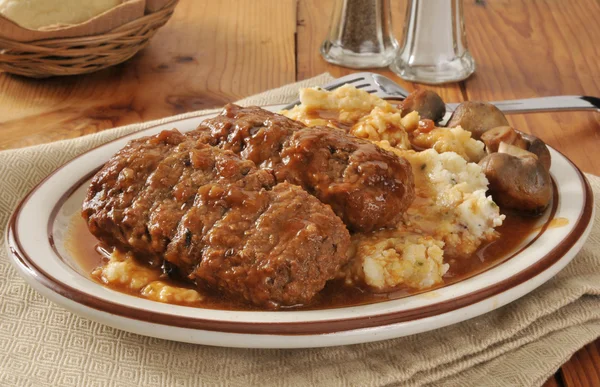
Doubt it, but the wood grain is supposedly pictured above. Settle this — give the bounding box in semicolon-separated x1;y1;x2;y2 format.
463;0;600;175
0;0;297;150
296;0;465;102
543;375;564;387
561;341;600;387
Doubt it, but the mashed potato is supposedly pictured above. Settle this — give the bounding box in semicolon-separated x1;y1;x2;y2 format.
344;231;447;291
284;85;504;291
93;251;203;304
140;281;203;304
398;148;504;257
92;251;160;291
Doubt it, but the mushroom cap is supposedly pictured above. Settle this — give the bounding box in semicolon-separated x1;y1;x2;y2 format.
519;131;551;171
400;89;446;123
481;126;527;153
446;102;510;140
479;151;552;214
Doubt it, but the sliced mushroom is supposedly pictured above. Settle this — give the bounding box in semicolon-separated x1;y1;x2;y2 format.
479;143;552;214
480;126;552;172
481;126;527;153
497;142;536;159
400;89;446;123
446;101;510;140
519;132;551;171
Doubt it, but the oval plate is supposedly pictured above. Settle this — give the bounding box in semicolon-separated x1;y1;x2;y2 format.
5;105;595;348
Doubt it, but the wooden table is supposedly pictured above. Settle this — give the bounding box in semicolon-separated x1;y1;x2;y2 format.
0;0;598;384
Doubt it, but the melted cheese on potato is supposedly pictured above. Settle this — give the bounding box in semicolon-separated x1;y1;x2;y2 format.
282;85;417;149
93;251;203;304
410;126;486;163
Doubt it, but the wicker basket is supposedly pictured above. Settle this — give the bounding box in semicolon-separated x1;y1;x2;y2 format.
0;0;178;78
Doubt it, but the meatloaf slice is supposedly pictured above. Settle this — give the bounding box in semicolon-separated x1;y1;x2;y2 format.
188;104;301;168
278;126;415;233
192;104;415;232
82;130;186;256
83;129;351;308
166;182;349;308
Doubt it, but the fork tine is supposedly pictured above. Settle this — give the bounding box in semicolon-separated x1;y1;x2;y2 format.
371;73;410;98
323;77;365;91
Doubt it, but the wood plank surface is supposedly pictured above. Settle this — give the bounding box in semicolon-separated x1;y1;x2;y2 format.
543;375;563;387
463;0;600;175
561;341;600;387
0;0;297;150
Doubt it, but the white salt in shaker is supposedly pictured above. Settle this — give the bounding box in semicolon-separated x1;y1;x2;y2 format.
390;0;476;84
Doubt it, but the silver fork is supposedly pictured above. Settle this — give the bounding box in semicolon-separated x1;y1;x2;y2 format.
282;72;600;114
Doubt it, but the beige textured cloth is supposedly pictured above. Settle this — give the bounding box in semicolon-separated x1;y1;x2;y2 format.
1;74;599;387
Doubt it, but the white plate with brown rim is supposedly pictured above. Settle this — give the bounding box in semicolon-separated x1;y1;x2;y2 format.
6;105;595;348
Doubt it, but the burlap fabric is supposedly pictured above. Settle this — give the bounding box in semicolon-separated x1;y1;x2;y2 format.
1;74;598;387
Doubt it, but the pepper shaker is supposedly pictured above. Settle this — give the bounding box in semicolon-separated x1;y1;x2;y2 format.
321;0;399;69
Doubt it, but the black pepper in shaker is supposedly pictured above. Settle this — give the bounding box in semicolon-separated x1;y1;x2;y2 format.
321;0;399;68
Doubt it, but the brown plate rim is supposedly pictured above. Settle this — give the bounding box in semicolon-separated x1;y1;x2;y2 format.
6;112;595;336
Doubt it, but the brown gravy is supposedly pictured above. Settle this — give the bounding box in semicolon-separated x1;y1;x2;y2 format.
539;217;569;231
67;208;550;311
304;108;354;131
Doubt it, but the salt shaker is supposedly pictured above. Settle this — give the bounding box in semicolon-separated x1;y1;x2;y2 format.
390;0;475;84
321;0;399;69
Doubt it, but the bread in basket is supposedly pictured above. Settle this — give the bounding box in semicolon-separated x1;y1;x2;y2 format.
0;0;178;78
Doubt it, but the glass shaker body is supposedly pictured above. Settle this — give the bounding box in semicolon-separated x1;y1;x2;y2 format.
390;0;475;84
321;0;399;69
